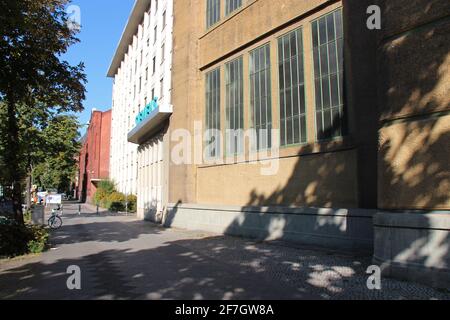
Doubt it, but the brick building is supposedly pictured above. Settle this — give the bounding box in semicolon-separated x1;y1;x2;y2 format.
77;109;112;203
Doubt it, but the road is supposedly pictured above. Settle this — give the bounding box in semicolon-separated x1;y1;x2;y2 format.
0;203;449;300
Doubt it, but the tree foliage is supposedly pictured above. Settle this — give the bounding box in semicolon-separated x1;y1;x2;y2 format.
32;115;81;193
0;0;86;224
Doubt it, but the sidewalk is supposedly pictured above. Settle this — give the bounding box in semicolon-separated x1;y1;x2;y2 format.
1;203;449;300
81;203;109;214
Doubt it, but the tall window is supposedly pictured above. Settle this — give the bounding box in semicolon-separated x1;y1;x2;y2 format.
160;78;164;99
225;56;244;155
278;28;307;146
161;43;165;63
205;68;221;158
154;26;157;43
225;0;242;16
250;44;272;150
152;57;156;74
206;0;220;28
312;9;345;140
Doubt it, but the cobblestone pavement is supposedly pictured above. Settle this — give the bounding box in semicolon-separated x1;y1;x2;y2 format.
0;203;449;300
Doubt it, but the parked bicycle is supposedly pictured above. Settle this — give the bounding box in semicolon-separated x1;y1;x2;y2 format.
48;207;63;229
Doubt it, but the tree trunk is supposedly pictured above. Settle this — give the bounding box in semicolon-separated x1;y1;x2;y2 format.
6;98;24;225
26;170;32;210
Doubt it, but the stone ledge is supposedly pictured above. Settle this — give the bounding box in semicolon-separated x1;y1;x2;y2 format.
168;203;376;218
374;211;450;230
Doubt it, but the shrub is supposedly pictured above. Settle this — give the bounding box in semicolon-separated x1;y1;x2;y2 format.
0;223;30;257
126;194;137;213
24;210;32;224
98;180;115;194
27;224;49;254
0;221;49;258
93;180;116;208
107;192;126;212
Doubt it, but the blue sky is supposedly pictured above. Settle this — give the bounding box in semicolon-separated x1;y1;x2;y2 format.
63;0;135;135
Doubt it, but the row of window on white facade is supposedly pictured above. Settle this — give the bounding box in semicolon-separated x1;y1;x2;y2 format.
205;9;346;158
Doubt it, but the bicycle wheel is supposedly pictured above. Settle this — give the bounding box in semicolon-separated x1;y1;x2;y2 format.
48;216;63;229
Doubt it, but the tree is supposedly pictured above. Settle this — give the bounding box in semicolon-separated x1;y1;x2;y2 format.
32;115;81;194
0;0;86;224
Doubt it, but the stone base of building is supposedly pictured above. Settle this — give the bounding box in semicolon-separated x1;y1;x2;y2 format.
164;203;375;254
138;207;163;223
374;211;450;289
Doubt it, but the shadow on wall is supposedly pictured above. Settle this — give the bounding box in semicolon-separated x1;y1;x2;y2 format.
373;0;450;283
223;1;449;267
163;1;450;282
377;9;450;211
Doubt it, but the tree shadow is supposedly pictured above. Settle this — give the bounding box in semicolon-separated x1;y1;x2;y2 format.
212;0;450;286
48;217;164;246
1;229;449;300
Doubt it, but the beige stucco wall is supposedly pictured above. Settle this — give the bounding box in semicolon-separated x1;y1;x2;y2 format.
198;0;332;69
197;149;358;208
170;0;364;208
169;0;201;204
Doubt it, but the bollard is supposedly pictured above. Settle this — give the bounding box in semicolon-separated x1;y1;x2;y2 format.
78;204;81;215
96;205;99;215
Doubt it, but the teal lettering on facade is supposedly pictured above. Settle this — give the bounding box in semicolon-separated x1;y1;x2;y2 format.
135;97;159;125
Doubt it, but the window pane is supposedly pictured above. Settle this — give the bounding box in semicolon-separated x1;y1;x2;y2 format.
207;0;220;28
278;28;306;146
226;56;244;155
250;44;272;150
330;74;339;108
226;0;242;16
312;21;319;48
312;9;346;141
205;68;221;158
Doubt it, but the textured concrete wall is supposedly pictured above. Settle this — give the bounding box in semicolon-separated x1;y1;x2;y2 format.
379;115;450;210
374;211;450;288
377;0;450;210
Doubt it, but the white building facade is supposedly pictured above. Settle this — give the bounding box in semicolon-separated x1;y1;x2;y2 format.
108;0;173;219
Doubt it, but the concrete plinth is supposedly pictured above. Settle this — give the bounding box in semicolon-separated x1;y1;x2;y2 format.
373;211;450;289
164;203;375;254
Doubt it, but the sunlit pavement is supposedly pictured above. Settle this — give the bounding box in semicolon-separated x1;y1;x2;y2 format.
0;203;449;300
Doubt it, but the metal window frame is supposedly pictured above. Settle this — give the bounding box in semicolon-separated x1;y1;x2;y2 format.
278;27;307;147
249;43;272;151
207;0;221;29
225;0;243;16
205;67;221;159
312;8;345;142
225;56;244;156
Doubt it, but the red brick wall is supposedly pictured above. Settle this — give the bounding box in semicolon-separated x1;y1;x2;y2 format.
77;110;112;204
